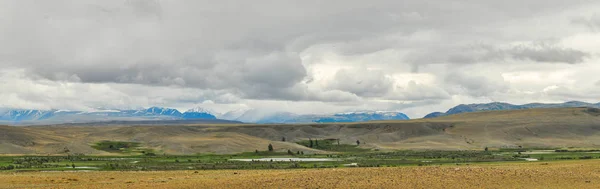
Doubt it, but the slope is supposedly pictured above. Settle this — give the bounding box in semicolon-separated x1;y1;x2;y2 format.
0;107;599;155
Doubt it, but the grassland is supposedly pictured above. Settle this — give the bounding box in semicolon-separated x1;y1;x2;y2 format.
2;107;600;156
2;160;600;189
3;148;600;171
1;107;599;188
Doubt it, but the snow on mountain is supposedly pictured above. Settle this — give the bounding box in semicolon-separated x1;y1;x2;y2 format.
182;107;217;120
0;109;55;122
137;107;183;117
318;111;409;123
0;106;215;124
228;110;410;124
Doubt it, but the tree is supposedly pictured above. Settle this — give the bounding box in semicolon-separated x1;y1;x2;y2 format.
63;147;70;154
287;149;294;155
315;139;319;147
297;151;300;155
484;147;488;152
71;163;75;169
255;149;259;153
301;151;304;155
356;140;361;146
337;138;340;145
268;144;274;152
309;138;313;148
282;137;286;142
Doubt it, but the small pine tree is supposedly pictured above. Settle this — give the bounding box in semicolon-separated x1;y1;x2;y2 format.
301;151;304;155
484;147;489;152
268;144;274;152
309;138;313;148
315;139;319;147
356;140;360;146
297;151;300;155
71;163;75;169
255;149;259;153
287;149;293;155
282;137;286;142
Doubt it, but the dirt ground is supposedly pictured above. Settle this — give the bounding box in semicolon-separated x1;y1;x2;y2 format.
2;160;600;189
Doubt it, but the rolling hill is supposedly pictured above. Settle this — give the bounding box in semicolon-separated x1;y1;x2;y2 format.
1;107;599;155
424;101;600;118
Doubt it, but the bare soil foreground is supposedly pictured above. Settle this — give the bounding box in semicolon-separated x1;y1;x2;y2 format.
2;160;600;189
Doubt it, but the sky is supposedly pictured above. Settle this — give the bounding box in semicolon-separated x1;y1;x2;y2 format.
0;0;599;118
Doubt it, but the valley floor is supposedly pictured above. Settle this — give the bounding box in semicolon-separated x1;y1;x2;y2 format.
1;160;600;189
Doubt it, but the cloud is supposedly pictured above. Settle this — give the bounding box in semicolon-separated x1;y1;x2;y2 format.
571;14;600;32
506;42;589;64
1;0;600;118
389;80;450;101
406;41;589;65
444;70;509;97
328;68;393;97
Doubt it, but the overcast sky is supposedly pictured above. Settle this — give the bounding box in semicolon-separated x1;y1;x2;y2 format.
1;0;599;118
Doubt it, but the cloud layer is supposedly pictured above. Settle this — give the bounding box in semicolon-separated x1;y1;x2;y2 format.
1;0;599;118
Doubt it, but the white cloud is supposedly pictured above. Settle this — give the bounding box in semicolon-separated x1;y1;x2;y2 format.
1;0;600;118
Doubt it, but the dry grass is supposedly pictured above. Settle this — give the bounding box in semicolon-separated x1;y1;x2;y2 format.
2;160;600;189
2;107;600;155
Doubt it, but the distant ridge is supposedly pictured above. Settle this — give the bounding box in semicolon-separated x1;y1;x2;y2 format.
51;119;242;126
244;111;410;124
424;101;600;118
0;106;411;125
0;106;219;125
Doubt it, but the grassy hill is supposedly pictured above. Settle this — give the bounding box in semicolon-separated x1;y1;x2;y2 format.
1;107;599;155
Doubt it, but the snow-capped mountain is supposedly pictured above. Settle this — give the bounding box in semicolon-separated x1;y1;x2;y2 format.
318;111;410;123
0;109;55;122
0;106;219;125
182;107;217;119
136;107;183;117
224;109;410;124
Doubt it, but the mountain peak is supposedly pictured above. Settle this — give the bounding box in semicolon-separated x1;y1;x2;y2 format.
185;107;215;114
140;107;182;116
424;101;600;119
182;107;217;120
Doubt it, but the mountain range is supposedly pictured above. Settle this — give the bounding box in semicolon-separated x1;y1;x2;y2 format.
252;111;410;124
424;101;600;118
3;101;599;125
0;106;411;125
0;107;217;125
